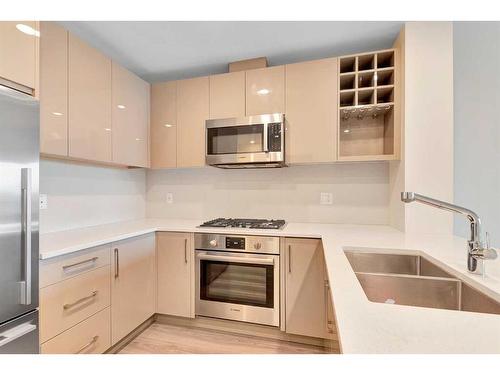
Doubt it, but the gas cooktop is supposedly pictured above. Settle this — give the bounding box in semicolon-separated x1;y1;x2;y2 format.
199;218;286;230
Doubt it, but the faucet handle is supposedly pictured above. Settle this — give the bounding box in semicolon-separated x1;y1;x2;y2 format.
486;231;491;249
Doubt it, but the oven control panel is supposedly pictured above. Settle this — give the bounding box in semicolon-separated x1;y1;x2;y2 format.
195;233;280;255
226;237;245;250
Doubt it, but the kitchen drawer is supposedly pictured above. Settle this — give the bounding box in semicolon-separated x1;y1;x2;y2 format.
41;307;111;354
40;245;111;288
40;265;111;342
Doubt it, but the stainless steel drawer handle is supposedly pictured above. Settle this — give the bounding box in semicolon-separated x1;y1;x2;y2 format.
75;335;99;354
63;290;98;310
62;257;99;271
288;245;292;273
184;238;188;264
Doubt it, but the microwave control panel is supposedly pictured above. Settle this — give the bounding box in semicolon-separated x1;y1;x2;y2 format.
267;123;282;152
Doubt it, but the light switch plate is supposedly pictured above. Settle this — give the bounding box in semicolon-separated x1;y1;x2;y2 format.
39;194;48;210
166;192;174;204
320;192;333;205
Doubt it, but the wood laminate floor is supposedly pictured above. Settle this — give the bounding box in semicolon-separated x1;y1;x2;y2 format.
118;323;329;354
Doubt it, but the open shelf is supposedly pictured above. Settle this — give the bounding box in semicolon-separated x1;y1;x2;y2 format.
338;48;398;161
340;57;356;74
377;51;395;69
357;89;374;105
358;54;375;71
376;69;394;86
340;73;356;90
340;91;356;107
376;86;394;104
358;71;375;88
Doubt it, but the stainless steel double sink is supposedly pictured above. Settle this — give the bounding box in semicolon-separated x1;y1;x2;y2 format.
344;251;500;315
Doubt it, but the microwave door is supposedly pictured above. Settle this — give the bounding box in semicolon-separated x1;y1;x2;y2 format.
207;124;265;155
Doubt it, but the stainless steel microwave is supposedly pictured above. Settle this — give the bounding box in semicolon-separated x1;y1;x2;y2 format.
205;113;285;168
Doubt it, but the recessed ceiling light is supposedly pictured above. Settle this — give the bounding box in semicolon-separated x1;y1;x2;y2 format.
16;24;40;37
51;112;63;116
256;88;270;96
117;104;126;109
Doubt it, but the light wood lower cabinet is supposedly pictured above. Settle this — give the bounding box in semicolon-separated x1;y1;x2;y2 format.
156;232;194;318
284;238;328;339
40;264;111;343
41;307;111;354
111;233;156;345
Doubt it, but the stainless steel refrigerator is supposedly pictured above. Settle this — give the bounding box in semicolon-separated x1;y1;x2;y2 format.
0;84;39;354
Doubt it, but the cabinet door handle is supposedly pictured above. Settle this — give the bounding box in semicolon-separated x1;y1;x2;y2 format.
75;335;99;354
288;245;292;273
62;257;98;271
184;238;188;264
63;290;98;310
114;248;119;278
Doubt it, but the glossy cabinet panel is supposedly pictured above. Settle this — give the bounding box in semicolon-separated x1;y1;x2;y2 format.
246;65;285;116
157;232;194;318
112;62;150;167
209;71;245;119
285;58;338;163
150;81;177;168
40;22;68;156
111;234;155;345
68;33;112;162
176;76;209;168
285;238;328;339
0;21;38;91
41;307;111;354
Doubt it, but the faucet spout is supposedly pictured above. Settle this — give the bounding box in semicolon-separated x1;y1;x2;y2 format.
400;192;485;273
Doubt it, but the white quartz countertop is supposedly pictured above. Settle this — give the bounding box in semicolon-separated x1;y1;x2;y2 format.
39;218;500;354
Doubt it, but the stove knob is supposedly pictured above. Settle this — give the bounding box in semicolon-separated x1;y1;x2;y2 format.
254;242;262;250
209;240;218;247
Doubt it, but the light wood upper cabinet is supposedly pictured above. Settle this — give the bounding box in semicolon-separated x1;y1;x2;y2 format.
111;234;155;345
285;238;328;339
156;232;194;318
209;71;245;119
177;76;209;168
68;33;112;162
40;22;68;156
112;62;150;167
0;21;38;92
285;58;338;163
150;81;177;168
246;65;285;116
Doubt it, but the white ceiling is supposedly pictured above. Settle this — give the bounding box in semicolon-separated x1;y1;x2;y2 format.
59;21;404;83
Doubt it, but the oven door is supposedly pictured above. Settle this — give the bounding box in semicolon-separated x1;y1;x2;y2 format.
195;250;280;327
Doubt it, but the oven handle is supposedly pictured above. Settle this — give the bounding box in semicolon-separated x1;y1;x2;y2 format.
197;253;274;266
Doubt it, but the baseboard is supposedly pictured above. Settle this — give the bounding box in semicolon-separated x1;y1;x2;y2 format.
155;314;340;353
105;315;155;354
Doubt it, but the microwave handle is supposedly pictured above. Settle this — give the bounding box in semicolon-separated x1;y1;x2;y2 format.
197;253;274;266
263;123;269;152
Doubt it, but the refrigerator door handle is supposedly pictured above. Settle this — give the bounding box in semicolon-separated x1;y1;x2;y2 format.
0;322;36;348
20;168;32;305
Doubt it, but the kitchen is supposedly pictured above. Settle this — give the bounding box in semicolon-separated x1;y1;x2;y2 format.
1;3;499;371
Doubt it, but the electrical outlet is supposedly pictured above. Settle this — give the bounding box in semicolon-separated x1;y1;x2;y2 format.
39;194;48;210
166;192;174;204
320;192;333;205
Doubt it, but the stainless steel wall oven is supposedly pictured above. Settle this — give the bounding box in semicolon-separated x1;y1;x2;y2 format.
195;233;280;326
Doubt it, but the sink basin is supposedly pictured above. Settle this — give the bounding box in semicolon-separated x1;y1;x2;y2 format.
344;250;500;315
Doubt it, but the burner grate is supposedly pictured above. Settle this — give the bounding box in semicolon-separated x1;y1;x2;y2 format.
199;218;286;230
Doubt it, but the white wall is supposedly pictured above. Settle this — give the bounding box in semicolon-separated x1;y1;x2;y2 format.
40;159;146;233
389;22;455;235
453;22;500;247
146;163;390;224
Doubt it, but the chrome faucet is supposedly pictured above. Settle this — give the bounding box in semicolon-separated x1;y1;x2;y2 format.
401;192;498;274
